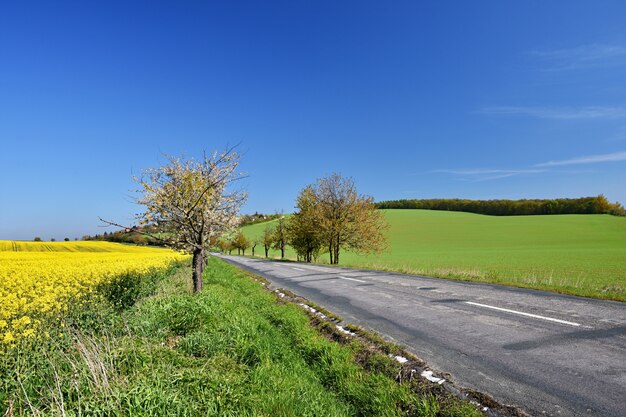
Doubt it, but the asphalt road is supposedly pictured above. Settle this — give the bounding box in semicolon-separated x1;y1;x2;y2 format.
218;255;626;417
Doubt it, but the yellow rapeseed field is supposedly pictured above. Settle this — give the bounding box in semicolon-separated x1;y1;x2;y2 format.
0;241;188;345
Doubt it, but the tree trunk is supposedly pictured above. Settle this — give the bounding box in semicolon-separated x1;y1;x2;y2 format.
281;244;285;259
265;246;269;258
192;248;204;293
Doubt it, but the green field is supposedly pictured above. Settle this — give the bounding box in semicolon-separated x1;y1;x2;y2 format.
242;210;626;301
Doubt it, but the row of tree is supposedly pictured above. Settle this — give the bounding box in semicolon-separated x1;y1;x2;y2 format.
101;146;624;296
218;174;388;265
376;195;626;216
102;150;385;292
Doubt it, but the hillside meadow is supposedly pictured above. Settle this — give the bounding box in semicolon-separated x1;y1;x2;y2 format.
241;210;626;301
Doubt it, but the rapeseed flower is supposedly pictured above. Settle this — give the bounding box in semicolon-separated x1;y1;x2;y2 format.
0;241;188;344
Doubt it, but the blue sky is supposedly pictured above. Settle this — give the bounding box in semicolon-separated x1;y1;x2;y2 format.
1;1;626;240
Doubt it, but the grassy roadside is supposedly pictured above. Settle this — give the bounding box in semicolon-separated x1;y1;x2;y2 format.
1;257;482;417
241;210;626;301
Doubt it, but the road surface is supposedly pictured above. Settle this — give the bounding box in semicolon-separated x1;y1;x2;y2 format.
218;255;626;417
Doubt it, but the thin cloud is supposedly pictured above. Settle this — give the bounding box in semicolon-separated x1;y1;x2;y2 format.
433;168;545;182
536;151;626;167
473;173;528;182
530;44;626;70
479;106;626;120
434;169;544;175
433;154;618;181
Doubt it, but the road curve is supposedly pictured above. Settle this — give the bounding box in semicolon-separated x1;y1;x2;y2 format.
218;255;626;417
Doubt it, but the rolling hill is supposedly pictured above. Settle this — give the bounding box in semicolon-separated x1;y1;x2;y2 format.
241;209;626;300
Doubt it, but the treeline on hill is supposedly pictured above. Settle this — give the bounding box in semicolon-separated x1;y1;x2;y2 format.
83;225;168;246
218;174;388;264
376;195;626;216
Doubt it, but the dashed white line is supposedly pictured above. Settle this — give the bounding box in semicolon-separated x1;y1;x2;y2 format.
465;301;581;327
338;276;366;283
305;266;329;272
292;267;306;272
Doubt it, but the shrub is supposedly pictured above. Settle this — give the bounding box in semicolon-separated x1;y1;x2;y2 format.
98;272;143;310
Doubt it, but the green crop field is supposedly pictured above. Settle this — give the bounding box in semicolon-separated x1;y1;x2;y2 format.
242;210;626;301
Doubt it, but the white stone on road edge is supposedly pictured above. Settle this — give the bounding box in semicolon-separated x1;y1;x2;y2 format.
298;303;356;336
421;370;446;385
298;303;329;321
393;355;408;364
470;401;490;412
335;325;357;336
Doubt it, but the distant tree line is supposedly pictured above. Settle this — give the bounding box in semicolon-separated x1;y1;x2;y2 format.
217;173;389;264
83;225;168;246
87;213;276;249
376;195;625;216
33;236;77;242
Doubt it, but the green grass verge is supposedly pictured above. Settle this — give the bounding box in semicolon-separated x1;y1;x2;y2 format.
1;257;481;417
242;210;626;301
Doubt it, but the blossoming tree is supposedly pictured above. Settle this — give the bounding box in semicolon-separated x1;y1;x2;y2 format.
102;148;246;293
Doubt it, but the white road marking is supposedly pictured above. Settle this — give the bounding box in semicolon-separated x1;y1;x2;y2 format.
338;276;366;283
465;301;581;327
292;267;305;272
